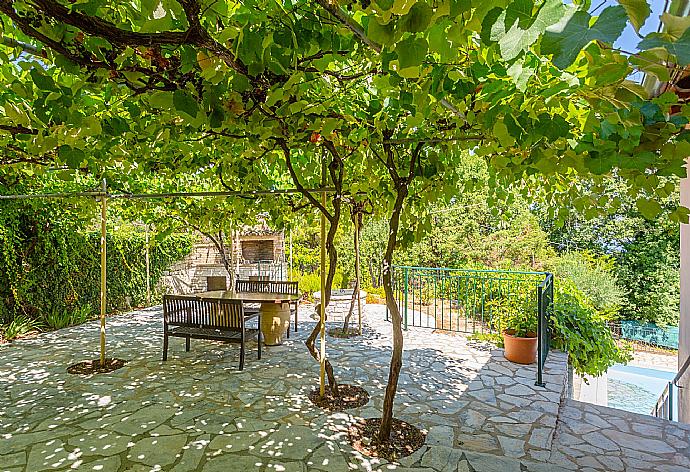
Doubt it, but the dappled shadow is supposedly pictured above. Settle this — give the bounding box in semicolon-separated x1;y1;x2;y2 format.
0;304;568;470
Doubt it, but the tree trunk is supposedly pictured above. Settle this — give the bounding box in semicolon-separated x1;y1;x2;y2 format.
378;185;408;440
305;205;340;395
342;280;358;333
342;210;362;334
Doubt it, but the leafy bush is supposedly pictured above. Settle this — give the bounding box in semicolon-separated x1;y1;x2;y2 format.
0;197;194;326
551;281;631;377
2;314;39;341
552;251;624;317
364;285;386;304
487;286;537;337
617;222;680;326
290;270;345;300
41;304;93;331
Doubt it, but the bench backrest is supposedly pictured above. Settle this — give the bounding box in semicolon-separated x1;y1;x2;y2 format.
163;295;245;330
235;280;299;296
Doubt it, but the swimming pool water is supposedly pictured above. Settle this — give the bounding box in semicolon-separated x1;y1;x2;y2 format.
607;364;676;416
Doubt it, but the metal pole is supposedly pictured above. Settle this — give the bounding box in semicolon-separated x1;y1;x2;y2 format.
99;179;107;366
319;159;327;398
145;224;151;306
355;214;362;336
404;267;409;331
289;229;293;282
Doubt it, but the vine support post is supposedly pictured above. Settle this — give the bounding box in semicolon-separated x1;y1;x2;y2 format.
289;228;293;281
99;178;107;367
355;214;362;336
404;267;409;331
145;224;151;306
319;159;327;398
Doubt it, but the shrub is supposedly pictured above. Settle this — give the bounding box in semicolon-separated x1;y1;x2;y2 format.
41;304;93;331
0;204;194;322
2;314;39;341
550;280;631;377
552;251;624;318
364;285;386;304
486;285;537;337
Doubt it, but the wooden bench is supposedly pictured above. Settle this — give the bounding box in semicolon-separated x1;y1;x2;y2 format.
162;295;261;370
235;280;300;333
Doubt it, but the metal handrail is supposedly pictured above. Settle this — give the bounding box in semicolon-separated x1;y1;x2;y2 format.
673;354;690;388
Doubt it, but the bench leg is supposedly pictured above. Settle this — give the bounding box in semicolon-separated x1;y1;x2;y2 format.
239;341;245;371
162;332;169;361
185;335;191;352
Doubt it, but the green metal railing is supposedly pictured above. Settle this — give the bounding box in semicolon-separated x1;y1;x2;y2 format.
387;265;553;386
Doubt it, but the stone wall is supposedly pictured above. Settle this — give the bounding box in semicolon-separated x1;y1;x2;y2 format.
159;232;287;294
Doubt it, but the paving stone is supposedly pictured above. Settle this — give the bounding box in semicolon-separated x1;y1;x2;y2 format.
68;430;134;456
497;436;525;458
427;425;455;447
170;435;210;472
420;446;465;472
6;306;690;472
127;433;188;466
464;450;521;472
602;430;676;454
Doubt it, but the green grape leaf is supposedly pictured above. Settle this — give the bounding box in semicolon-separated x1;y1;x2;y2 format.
173;90;199;118
399;2;434;33
542;6;627;69
660;13;690;39
618;0;650;33
487;0;564;61
395;36;428;70
638;28;690;66
636;198;662;219
58;145;86;169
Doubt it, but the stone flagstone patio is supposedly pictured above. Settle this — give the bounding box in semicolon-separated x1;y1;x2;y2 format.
0;304;688;471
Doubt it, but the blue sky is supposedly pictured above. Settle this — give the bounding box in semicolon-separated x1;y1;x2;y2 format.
595;0;668;52
592;0;668;81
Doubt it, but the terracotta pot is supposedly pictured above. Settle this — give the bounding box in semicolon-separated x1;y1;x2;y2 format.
502;331;537;364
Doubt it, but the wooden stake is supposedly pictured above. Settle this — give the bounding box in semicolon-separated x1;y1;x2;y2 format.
145;224;151;306
319;160;327;397
99;179;107;366
355;214;362;335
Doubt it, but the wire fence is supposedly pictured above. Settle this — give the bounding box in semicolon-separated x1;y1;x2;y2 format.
607;320;679;351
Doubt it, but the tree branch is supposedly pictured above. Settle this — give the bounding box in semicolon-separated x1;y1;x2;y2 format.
280;139;333;220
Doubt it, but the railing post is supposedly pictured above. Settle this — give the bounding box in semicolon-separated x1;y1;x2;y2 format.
535;281;545;387
669;381;674;421
404;267;409;331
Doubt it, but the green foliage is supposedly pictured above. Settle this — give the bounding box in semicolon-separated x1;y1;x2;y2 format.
468;332;504;347
488;286;537;337
551;280;632;377
617;221;680;326
2;314;39;341
41;304;93;331
552;251;624;317
290;270;344;300
0;196;194;325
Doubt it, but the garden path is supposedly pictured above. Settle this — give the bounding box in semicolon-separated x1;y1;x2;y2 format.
1;304;687;471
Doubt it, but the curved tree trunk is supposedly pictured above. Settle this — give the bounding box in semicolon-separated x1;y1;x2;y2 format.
283;141;344;396
342;209;362;334
378;185;408;440
305;215;340;395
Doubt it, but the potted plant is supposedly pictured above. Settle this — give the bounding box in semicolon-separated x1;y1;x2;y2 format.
493;294;538;364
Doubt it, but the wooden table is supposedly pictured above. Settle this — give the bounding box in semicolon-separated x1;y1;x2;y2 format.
194;290;301;346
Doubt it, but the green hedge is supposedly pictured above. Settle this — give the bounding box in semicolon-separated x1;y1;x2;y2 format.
0;219;193;323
